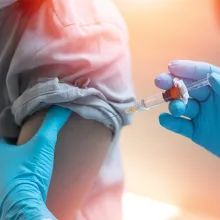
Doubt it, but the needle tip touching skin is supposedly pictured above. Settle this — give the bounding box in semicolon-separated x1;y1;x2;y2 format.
125;105;140;114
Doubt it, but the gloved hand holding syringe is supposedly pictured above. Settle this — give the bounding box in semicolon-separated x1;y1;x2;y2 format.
125;73;211;114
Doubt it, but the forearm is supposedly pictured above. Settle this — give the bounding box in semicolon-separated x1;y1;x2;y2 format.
1;184;56;220
17;109;112;219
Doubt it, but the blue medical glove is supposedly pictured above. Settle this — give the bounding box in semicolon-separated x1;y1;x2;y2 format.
0;106;71;220
155;60;220;157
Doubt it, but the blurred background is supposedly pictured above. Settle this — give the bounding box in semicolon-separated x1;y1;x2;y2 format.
114;0;220;219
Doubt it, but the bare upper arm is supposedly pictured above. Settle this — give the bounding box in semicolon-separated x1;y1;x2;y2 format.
17;109;112;219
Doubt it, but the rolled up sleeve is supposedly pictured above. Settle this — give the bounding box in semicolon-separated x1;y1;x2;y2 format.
6;0;135;139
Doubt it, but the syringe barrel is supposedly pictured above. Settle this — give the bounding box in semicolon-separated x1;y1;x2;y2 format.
126;75;211;114
142;93;166;110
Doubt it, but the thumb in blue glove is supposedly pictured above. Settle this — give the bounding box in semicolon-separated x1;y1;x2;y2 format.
0;106;71;219
155;60;220;157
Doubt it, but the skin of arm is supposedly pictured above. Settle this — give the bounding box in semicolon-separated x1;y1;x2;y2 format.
17;109;112;219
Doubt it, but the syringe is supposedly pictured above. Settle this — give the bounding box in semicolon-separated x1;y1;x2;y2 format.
125;74;210;114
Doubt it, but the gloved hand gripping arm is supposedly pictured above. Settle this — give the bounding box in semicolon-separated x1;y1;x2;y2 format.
0;106;71;219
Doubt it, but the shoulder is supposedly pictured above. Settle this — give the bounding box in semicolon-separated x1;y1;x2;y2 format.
50;0;128;35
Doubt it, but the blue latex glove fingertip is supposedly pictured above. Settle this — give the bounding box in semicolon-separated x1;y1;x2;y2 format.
159;113;171;128
49;106;72;120
169;100;185;117
41;106;72;133
155;73;173;89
